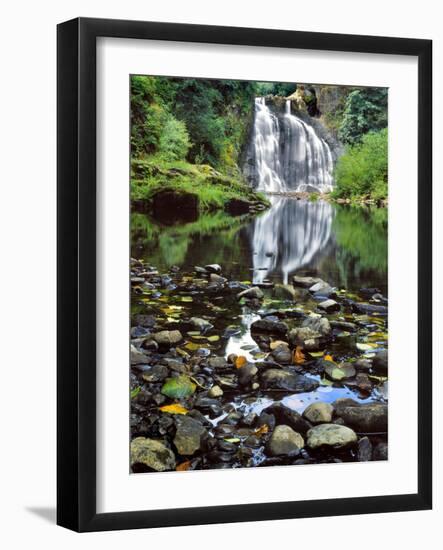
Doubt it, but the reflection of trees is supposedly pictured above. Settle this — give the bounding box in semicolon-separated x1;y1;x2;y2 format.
332;206;388;291
130;211;250;270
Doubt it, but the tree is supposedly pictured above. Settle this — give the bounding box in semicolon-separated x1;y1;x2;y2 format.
338;88;388;145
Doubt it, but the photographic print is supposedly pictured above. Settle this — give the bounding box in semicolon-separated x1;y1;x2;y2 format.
129;76;388;473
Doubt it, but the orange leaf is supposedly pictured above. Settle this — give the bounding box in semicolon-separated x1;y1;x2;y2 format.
293;346;306;364
159;403;189;415
254;424;269;436
176;460;192;471
235;355;247;369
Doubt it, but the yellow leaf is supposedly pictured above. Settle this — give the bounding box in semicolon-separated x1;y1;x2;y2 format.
159;404;189;415
293;346;306;364
255;424;269;436
176;460;192;471
235;355;247;369
324;353;334;362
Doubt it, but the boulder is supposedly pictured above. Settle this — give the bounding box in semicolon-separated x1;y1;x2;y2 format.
273;284;297;301
130;344;149;365
332;398;360;416
271;343;292;364
307;424;358;449
357;436;373;461
141;365;169;383
266;425;304;456
130;437;176;471
152;330;183;347
251;319;288;335
338;403;388;432
372;350;388;374
265;404;312;434
302;315;331;337
208;356;228;370
189;317;213;332
303;402;334;424
238;364;258;386
261;369;319;392
210;273;227;284
174;416;207;456
325;362;356;381
204;264;222;274
237;287;264;300
373;441;388;461
293;275;325;288
318;299;341;313
208;385;223;398
309;280;330;293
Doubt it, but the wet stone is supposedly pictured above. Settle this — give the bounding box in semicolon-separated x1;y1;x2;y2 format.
261;369;319;392
237;286;264;300
251;319;288;335
358;436;373;461
266;425;304;456
318;299;341;313
303;402;334;424
131;437;176;471
174;416;207;456
307;424;358;449
141;365;169;383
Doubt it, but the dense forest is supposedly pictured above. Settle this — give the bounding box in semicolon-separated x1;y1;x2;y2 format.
130;76;388;204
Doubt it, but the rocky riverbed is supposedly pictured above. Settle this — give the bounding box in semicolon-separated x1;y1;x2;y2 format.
130;260;388;473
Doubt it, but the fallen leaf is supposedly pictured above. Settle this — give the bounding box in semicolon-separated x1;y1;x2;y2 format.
207;335;220;342
130;386;141;399
235;355;247;369
176;460;192;471
255;424;269;436
161;376;196;399
293;346;306;364
323;353;334;362
159;403;189;415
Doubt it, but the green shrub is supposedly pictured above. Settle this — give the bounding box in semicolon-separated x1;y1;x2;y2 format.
159;116;191;161
333;128;388;200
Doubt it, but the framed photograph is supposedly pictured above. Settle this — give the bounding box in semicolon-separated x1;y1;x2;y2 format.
57;17;432;532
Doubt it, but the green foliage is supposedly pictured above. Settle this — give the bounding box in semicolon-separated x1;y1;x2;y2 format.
131;157;269;213
339;88;388;145
255;81;297;97
333;205;388;274
158;117;191;161
333;129;388;200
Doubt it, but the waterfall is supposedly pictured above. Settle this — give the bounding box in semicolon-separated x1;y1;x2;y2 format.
251;98;334;193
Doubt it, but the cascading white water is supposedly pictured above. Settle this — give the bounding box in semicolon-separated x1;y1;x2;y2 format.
252;98;334;193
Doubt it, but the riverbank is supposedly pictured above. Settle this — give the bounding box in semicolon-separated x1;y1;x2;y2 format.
130;259;388;473
131;157;270;218
266;191;388;207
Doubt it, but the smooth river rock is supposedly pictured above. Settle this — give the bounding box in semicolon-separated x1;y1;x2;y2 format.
338;403;388;432
130;437;176;471
251;319;288;335
266;425;304;456
260;369;319;392
307;424;358;449
303;402;334;424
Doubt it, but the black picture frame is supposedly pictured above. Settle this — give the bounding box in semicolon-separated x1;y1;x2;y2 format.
57;17;432;532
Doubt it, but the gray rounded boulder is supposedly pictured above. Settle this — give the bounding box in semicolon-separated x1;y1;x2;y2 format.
306;424;357;449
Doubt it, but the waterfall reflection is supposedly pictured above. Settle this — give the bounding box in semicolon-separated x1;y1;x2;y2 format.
252;197;334;284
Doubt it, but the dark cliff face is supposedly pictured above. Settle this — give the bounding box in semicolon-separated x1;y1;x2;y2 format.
242;97;343;192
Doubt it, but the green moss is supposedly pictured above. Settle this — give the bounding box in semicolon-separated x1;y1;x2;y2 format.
131;156;269;213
